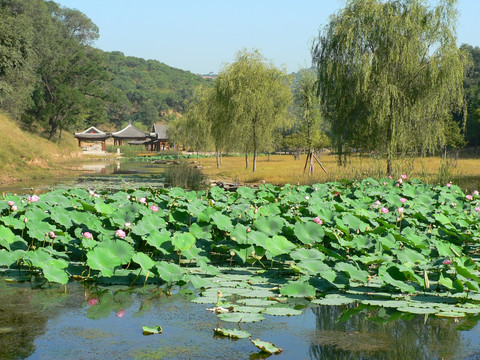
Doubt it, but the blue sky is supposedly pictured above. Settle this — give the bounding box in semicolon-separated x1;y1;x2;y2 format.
54;0;480;75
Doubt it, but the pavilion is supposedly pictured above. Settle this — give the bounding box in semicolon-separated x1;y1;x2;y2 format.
74;126;111;151
112;123;150;146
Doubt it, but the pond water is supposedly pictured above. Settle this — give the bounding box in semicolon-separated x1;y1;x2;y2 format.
0;160;166;195
2;279;480;360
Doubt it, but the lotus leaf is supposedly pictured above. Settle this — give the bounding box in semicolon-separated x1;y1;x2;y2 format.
213;328;251;339
142;326;162;335
250;338;283;355
280;280;316;298
294;222;325;244
218;312;265;323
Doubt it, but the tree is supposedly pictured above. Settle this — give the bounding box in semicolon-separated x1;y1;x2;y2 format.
461;44;480;153
293;69;328;175
313;0;466;174
215;49;292;171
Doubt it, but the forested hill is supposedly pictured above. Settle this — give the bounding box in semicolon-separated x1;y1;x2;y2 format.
0;0;212;139
104;51;212;129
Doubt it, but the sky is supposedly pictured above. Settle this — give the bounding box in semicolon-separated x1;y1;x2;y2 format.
54;0;480;75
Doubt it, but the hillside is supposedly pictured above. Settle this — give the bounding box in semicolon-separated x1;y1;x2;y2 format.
0;113;80;184
104;51;213;128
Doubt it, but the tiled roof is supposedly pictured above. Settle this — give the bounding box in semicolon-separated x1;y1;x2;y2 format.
153;124;168;140
112;124;149;139
74;126;111;139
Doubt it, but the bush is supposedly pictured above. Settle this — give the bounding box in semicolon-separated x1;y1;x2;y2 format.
163;161;207;190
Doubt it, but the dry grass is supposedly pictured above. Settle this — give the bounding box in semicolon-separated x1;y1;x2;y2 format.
196;153;480;191
0;113;80;184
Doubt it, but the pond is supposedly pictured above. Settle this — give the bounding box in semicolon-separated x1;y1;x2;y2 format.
2;278;480;360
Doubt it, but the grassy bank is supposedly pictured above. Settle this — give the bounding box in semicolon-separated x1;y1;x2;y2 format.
0;113;80;184
196;153;480;191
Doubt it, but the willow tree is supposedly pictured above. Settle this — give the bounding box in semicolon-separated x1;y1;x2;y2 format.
294;69;328;176
313;0;466;174
215;49;292;172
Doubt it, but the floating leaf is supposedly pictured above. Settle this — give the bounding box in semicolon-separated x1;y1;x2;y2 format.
214;328;251;339
262;307;303;316
250;338;283;355
218;312;265;323
294;222;325;244
280;281;316;298
142;326;162;335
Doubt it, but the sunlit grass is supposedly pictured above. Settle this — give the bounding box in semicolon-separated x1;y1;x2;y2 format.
0;113;79;184
196;153;480;191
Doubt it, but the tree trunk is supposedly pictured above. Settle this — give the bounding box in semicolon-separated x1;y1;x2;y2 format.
216;148;220;168
245;152;249;169
252;121;257;172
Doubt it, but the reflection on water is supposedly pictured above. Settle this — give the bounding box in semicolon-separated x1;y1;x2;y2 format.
1;279;480;360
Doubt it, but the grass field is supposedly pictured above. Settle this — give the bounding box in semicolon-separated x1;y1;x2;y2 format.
195;152;480;192
0;113;80;184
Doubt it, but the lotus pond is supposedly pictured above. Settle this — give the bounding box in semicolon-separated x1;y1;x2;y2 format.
1;177;480;359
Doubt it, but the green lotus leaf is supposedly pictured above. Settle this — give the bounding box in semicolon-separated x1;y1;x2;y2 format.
378;265;415;294
334;262;369;283
230;223;254;245
280;280;316;298
218;312;265;323
0;250;21;266
263;235;296;258
94;200;115;216
397;306;438;314
50;208;73;230
41;259;69;285
236;186;256;200
142;326;162;335
87;247;122;277
435;311;466;318
250;338;283;355
312;295;356;306
262;307;303;316
0;225;16;248
172;232;196;252
132;252;155;271
254;216;284;237
341;213;369;232
214;328;251;339
234;306;265;313
211;212;233;231
294;222;325;245
98;240;134;264
290;247;326;261
155;261;185;283
236;298;277;306
145;229;171;252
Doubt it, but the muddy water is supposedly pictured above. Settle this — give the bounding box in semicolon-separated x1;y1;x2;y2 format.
1;279;480;360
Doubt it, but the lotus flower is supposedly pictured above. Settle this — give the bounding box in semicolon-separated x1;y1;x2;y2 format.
442;259;452;265
400;197;407;204
246;227;251;233
446;183;451;188
124;222;131;227
139;197;147;204
381;207;389;214
466;195;473;201
27;194;40;202
116;229;126;239
11;205;17;211
474;207;480;213
400;174;407;180
116;309;126;318
150;204;159;212
7;200;14;206
397;207;404;214
313;217;323;225
397;178;403;184
473;190;479;196
372;200;381;208
126;195;131;200
48;231;56;239
305;196;310;200
83;231;93;239
254;208;258;214
88;298;98;306
89;190;95;196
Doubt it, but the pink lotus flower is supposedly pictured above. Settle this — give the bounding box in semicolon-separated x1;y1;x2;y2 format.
443;259;452;265
305;196;310;200
83;231;93;239
473;190;479;196
7;200;14;206
334;192;339;197
446;183;451;188
126;195;131;200
382;181;388;185
116;309;126;318
466;195;473;201
450;202;457;207
11;205;17;211
116;229;126;239
48;231;56;239
254;208;258;214
124;222;131;227
400;174;407;180
89;190;95;196
246;227;251;233
88;298;98;306
388;176;393;179
397;178;403;184
313;217;323;225
400;197;407;204
397;207;405;214
210;199;215;205
27;194;40;202
139;197;147;204
313;187;318;191
381;207;389;214
150;204;159;212
474;207;480;213
372;200;381;208
24;217;27;223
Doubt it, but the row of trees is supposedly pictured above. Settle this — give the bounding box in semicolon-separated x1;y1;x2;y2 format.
0;0;210;138
171;0;480;175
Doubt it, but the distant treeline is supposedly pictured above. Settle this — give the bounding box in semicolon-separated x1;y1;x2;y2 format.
0;0;211;139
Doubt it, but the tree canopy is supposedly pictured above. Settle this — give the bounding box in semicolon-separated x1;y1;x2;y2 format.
313;0;466;174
